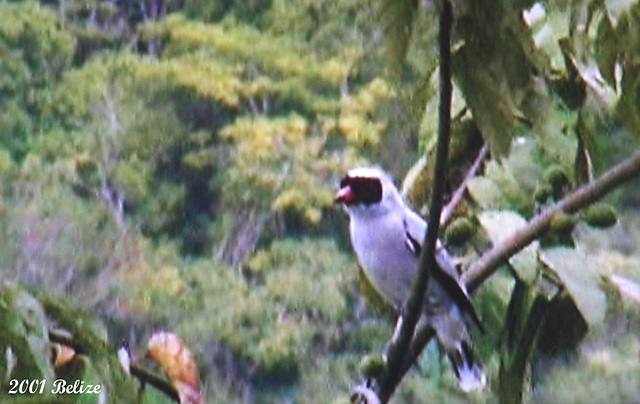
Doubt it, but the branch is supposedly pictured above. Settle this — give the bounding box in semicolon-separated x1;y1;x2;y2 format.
130;362;180;402
357;0;639;399
441;143;489;226
48;329;180;402
402;326;436;376
498;292;550;404
378;149;640;401
371;150;640;403
376;2;454;402
461;149;640;292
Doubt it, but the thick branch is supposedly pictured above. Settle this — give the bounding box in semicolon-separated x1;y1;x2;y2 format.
461;149;640;292
377;2;453;402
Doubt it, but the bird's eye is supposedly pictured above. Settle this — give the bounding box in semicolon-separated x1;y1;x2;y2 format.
339;176;350;189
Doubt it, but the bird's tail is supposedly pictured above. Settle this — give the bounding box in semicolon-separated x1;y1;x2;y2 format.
447;341;486;392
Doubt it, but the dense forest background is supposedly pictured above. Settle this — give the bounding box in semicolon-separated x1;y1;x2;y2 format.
1;0;640;403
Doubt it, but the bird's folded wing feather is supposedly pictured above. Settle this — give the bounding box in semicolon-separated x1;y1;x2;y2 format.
402;210;485;332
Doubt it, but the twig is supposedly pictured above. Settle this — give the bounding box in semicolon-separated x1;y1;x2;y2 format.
48;329;179;402
461;149;640;293
440;143;489;226
376;2;454;402
49;330;81;352
130;362;180;402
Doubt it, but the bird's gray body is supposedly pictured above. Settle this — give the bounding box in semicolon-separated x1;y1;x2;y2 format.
339;167;485;391
349;202;418;308
346;180;468;349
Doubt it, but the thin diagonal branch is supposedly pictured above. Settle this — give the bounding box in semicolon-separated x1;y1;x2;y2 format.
130;362;180;402
48;329;180;402
376;2;454;402
441;143;489;226
461;149;640;293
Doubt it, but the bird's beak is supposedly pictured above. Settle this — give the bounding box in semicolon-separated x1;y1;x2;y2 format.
334;186;354;204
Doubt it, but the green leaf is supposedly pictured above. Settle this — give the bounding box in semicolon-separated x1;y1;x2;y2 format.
605;0;639;25
452;46;518;156
617;64;640;135
453;1;540;157
0;283;55;387
466;177;504;209
594;12;619;88
478;211;539;282
377;0;419;66
537;291;588;353
539;247;607;326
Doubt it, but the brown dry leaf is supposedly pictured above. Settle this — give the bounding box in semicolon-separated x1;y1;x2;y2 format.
51;343;76;367
146;331;203;404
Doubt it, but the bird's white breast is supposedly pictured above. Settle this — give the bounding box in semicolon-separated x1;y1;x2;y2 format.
349;209;418;308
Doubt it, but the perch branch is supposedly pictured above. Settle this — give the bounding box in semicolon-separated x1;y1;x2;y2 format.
376;2;454;402
402;326;436;376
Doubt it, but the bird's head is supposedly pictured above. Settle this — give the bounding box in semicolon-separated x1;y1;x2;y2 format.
335;167;402;215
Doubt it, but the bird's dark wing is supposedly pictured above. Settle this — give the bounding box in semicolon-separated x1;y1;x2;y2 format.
404;222;422;257
403;216;485;333
430;261;485;333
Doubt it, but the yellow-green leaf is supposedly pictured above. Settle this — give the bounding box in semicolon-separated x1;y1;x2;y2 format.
478;211;539;282
467;178;504;208
539;247;607;326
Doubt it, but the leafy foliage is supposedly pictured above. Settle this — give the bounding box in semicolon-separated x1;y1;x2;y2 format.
0;283;140;403
0;2;74;160
0;283;54;386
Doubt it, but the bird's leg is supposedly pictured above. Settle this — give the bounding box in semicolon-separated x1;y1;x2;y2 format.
390;314;404;344
378;314;401;361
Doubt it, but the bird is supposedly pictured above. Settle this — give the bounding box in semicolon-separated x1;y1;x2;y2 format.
335;166;486;391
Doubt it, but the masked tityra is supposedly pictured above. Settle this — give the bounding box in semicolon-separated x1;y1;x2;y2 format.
335;166;486;392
